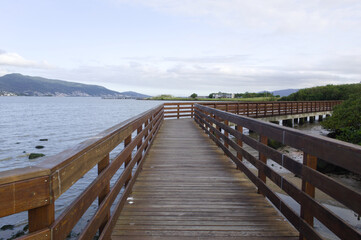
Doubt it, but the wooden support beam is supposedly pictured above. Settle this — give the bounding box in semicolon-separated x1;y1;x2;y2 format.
98;154;110;234
28;202;54;233
258;135;268;194
300;153;317;240
124;134;132;187
224;120;229;148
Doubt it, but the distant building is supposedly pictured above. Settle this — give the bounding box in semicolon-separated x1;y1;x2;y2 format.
213;92;234;99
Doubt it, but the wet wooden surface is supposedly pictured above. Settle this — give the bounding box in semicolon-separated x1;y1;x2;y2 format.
112;119;298;239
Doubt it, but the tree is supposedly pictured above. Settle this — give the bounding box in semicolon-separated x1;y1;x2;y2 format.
321;93;361;145
190;93;198;98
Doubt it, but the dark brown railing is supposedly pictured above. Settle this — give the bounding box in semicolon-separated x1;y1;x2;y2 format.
0;104;163;240
164;101;342;119
194;104;361;240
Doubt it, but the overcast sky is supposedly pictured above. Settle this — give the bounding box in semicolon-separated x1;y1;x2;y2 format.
1;0;361;96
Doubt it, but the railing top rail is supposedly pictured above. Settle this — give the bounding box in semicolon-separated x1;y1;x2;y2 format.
163;100;342;104
195;103;361;175
0;104;163;185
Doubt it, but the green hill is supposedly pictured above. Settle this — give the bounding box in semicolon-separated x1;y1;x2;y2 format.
0;73;149;98
280;83;361;101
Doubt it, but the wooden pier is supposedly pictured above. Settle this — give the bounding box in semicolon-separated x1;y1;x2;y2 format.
1;100;360;240
112;119;297;239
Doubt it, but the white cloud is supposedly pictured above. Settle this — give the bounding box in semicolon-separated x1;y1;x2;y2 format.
117;0;361;33
0;50;52;68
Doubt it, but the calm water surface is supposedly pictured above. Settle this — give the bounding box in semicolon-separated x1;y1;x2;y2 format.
0;97;162;239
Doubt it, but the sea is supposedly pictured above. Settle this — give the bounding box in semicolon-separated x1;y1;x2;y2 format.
0;97;163;239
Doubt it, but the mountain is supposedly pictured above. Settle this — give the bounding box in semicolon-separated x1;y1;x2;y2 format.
271;89;299;97
0;73;149;98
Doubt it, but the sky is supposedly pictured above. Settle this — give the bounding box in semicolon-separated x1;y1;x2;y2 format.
0;0;361;96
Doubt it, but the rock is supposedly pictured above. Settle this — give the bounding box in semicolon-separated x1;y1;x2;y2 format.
29;153;45;159
35;145;44;149
0;224;14;230
15;142;20;144
23;224;29;232
23;151;26;153
39;139;48;141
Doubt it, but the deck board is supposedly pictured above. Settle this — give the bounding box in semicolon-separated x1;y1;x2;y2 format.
111;119;298;239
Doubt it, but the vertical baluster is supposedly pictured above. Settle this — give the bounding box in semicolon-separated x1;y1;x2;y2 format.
224;120;229;148
299;153;317;240
177;104;180;119
191;103;194;118
137;125;143;165
236;125;243;163
28;196;54;233
124;134;132;187
258;135;268;194
98;154;110;233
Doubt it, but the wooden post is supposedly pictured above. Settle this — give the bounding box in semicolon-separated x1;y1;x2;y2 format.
124;134;132;187
300;153;317;240
144;120;149;151
191;104;194;118
177;104;180;119
224;120;229;148
278;103;281;115
137;125;143;165
236;125;243;164
28;202;55;233
237;103;240;114
98;154;110;233
256;103;258;117
258;135;268;194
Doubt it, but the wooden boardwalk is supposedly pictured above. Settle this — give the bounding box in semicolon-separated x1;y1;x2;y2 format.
111;119;298;239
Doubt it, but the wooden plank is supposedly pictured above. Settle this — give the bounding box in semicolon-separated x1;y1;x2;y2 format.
111;119;298;239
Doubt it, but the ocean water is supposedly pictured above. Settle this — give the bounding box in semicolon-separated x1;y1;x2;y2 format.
0;97;162;239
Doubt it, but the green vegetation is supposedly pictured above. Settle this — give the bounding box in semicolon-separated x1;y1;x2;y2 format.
190;93;198;98
321;93;361;145
234;91;279;98
280;83;361;101
29;153;45;159
148;96;278;101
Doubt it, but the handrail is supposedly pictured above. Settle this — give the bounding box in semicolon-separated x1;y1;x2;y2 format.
0;104;164;240
194;103;361;240
164;100;342;119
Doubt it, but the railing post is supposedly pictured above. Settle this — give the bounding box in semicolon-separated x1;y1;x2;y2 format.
236;125;243;164
177;104;180;119
191;104;194;118
237;103;240;115
98;154;110;233
299;153;317;240
28;200;55;233
224;120;229;148
124;134;132;187
137;125;143;165
247;103;249;116
256;103;258;117
278;103;281;115
258;135;268;194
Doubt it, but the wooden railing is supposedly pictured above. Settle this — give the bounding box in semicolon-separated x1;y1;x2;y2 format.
194;104;361;240
164;101;342;119
0;104;164;240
